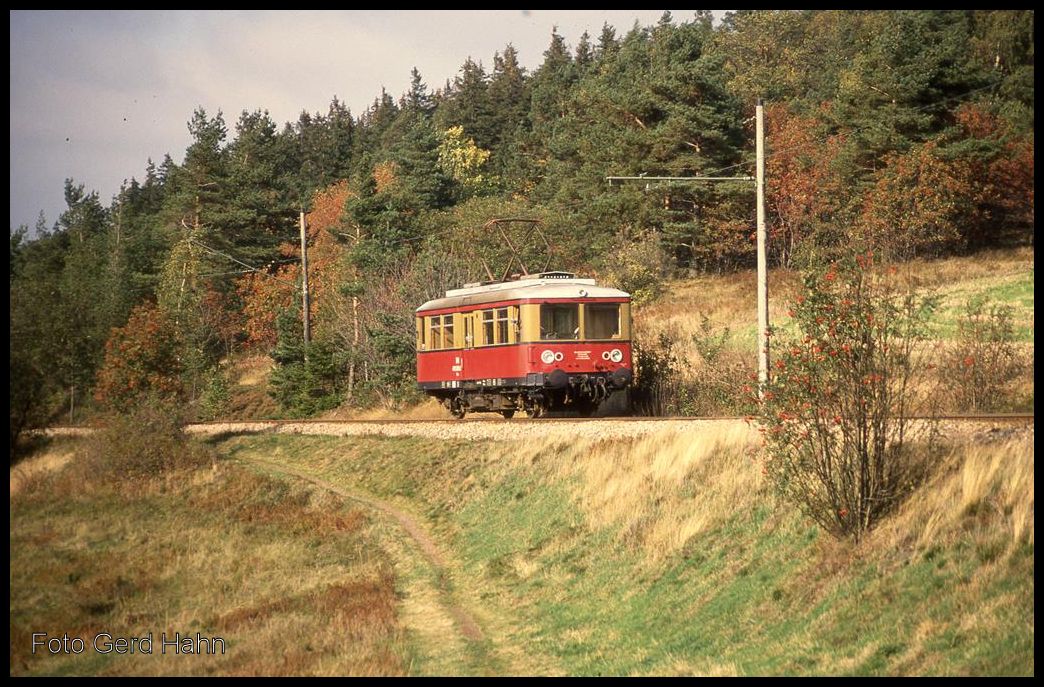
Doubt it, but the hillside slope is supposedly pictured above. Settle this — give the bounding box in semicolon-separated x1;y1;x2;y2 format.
215;424;1033;676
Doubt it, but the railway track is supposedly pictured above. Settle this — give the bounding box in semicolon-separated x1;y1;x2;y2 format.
42;413;1032;442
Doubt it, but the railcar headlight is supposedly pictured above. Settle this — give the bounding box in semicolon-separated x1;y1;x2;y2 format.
610;349;623;363
541;350;556;364
601;351;611;361
554;351;564;362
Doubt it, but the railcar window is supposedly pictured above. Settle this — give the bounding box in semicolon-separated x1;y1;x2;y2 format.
428;317;440;350
540;304;579;340
495;308;510;344
442;315;454;348
482;310;494;346
427;314;455;350
586;303;620;339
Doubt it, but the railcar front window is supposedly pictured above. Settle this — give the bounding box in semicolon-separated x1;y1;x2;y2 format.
540;304;579;340
586;304;620;339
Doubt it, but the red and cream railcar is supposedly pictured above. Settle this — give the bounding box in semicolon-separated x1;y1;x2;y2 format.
416;272;632;418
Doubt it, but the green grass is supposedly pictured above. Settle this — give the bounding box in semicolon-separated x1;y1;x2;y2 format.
930;270;1035;342
723;268;1034;349
213;433;1034;676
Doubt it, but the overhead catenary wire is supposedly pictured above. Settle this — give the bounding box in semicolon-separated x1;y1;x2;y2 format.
188;238;300;286
196;258;298;279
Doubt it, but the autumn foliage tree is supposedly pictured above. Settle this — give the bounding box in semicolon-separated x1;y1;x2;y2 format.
94;302;184;412
766;103;857;268
237;181;350;349
860;141;976;260
950;103;1035;250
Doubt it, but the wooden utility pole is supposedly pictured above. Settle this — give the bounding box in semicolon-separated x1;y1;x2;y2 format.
756;98;769;395
300;210;311;350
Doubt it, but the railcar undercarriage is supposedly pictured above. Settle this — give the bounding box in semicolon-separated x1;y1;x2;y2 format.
431;370;631;419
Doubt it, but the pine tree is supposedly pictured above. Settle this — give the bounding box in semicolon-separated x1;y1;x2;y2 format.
575;31;594;75
225;109;297;261
438;58;496;149
596;22;620;62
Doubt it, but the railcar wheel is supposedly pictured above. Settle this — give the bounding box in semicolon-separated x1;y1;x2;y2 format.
450;397;467;419
500;409;515;419
525;404;544;419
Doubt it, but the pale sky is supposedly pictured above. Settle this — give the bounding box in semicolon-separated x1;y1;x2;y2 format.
10;10;722;234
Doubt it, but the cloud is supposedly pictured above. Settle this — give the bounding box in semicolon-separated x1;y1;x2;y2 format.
10;10;715;232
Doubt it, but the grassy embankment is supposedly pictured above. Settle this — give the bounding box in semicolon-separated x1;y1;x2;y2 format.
642;247;1034;347
11;422;1034;675
210;425;1034;676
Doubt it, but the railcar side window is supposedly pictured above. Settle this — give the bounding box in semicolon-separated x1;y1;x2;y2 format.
441;315;454;348
427;314;455;349
482;310;494;346
586;303;620;339
428;317;440;349
540;304;579;340
495;308;510;344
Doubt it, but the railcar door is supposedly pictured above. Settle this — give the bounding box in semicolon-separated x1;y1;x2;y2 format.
461;314;474;379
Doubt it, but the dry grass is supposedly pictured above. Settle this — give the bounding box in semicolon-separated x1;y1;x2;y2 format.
641;247;1033;339
9;444;74;497
319;397;449;421
640;268;803;335
640;657;742;677
233;354;274;387
10;445;409;676
885;247;1033;294
873;432;1035;561
500;423;764;562
490;421;1034;572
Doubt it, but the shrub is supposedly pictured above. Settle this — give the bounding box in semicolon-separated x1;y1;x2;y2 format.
942;297;1025;412
757;252;940;540
80;400;212;487
631;331;688;416
688;317;757;416
632;320;756;417
197;367;232;421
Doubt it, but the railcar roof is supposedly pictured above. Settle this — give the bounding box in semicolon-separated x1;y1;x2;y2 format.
416;277;629;313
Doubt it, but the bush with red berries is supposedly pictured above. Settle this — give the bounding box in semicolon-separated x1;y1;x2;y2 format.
755;252;940;539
